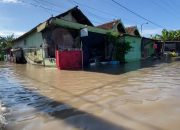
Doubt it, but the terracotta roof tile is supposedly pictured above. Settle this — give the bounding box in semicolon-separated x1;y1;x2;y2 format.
97;20;120;30
125;26;140;36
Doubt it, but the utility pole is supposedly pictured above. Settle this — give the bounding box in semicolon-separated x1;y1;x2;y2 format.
141;22;148;36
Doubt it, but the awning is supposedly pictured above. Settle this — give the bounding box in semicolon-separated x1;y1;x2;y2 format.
37;18;111;35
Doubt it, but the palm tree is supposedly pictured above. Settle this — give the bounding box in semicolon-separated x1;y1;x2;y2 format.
161;29;169;41
4;34;15;48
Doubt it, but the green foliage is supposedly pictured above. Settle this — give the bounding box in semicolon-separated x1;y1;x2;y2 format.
0;34;15;61
151;34;162;40
152;29;180;41
107;32;132;62
0;37;5;61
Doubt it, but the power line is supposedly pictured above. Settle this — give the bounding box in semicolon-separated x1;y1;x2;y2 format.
32;0;62;14
68;0;142;26
82;9;113;21
32;0;51;15
20;0;103;25
111;0;166;29
70;0;140;24
69;0;116;18
67;0;111;21
34;0;66;9
163;0;180;14
20;0;60;13
148;0;180;21
67;0;113;24
149;0;172;13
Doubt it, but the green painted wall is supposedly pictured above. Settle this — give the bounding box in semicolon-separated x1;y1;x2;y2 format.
144;42;154;57
13;31;45;65
124;36;141;62
13;31;43;48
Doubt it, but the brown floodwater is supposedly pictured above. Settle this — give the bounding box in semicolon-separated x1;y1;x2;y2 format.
0;58;180;130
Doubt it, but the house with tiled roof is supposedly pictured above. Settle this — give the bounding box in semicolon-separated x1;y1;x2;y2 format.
12;6;110;68
97;19;126;35
125;26;141;36
98;20;142;62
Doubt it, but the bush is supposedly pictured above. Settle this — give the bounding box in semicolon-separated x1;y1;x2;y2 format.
107;32;132;62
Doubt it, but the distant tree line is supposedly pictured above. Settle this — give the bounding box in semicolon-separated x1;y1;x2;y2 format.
152;29;180;41
0;34;15;60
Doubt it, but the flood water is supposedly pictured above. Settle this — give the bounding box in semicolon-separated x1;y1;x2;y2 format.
0;58;180;130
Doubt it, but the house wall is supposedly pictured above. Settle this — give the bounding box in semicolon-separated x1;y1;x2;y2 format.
141;38;155;59
42;27;80;55
124;36;141;62
176;43;180;52
164;42;180;52
144;42;154;57
52;28;78;50
42;12;81;58
13;31;45;65
61;12;77;22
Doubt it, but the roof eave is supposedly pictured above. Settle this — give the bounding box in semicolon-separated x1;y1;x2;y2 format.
50;18;110;34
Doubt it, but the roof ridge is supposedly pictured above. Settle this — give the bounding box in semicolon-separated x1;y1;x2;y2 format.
97;19;121;27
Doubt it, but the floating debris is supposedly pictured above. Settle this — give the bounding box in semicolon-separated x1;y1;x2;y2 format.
0;101;7;130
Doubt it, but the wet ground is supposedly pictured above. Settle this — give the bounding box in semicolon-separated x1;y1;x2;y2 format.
0;58;180;130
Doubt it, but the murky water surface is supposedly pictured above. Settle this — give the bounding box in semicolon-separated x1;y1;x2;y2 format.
0;58;180;130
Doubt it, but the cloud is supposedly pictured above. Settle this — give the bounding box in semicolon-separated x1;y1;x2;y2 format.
142;28;162;37
0;0;20;3
0;30;24;37
124;24;135;27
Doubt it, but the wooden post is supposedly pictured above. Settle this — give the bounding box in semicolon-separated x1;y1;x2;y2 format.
81;41;84;70
42;41;45;67
80;27;88;69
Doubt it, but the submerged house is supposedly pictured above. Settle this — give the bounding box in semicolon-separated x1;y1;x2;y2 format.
12;6;157;69
141;37;157;59
125;26;141;37
123;34;142;62
12;6;110;69
124;26;141;62
163;41;180;53
98;21;142;62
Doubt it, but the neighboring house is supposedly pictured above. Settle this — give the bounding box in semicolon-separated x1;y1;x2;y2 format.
141;37;156;59
98;20;142;62
123;34;142;62
12;6;110;68
163;41;180;53
97;19;126;34
125;26;141;37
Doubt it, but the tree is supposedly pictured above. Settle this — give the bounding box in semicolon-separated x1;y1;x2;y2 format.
161;29;169;41
107;32;132;63
152;29;180;41
4;34;15;48
151;34;162;40
0;34;15;61
0;37;5;60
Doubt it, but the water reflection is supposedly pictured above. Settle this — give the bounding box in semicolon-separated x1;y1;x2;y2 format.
0;58;180;130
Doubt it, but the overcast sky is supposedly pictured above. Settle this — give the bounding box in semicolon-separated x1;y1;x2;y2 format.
0;0;180;37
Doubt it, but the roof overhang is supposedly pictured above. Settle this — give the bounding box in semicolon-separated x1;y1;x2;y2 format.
38;18;110;35
37;21;48;32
